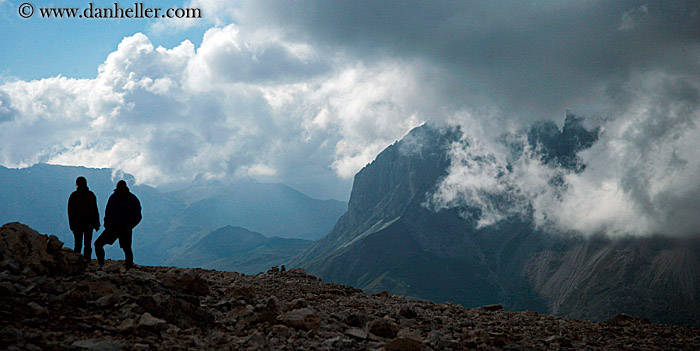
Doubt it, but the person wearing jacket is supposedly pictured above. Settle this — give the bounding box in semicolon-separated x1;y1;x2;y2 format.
95;180;142;270
67;176;100;260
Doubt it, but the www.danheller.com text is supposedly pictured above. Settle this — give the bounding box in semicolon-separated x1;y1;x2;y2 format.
35;2;202;19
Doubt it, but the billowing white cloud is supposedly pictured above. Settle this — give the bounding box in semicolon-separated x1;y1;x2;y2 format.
186;24;328;87
0;25;428;199
431;71;700;237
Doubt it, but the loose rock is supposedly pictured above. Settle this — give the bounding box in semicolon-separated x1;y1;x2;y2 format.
279;308;320;331
0;222;698;351
138;312;166;327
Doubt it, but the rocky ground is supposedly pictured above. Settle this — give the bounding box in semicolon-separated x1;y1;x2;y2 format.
1;222;699;351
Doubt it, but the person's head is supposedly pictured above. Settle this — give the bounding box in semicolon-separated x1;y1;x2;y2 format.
76;176;87;188
116;180;129;192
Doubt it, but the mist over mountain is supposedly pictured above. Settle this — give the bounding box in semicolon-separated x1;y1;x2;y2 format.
293;120;700;327
0;164;345;268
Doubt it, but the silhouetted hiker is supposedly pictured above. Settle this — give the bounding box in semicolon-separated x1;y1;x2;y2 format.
95;180;141;270
67;176;100;260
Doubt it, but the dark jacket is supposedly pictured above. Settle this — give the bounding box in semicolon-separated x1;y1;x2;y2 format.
104;188;142;229
68;186;100;232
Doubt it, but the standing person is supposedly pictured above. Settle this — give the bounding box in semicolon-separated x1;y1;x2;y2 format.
95;180;142;270
67;176;100;260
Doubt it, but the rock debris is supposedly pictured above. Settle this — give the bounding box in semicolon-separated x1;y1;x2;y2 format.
1;222;699;350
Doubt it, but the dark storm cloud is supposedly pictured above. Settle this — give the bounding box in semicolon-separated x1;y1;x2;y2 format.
240;0;700;118
227;0;700;236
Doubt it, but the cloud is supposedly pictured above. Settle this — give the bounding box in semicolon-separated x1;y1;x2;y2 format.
619;5;649;31
0;25;429;199
0;91;15;123
2;0;699;231
567;71;700;236
186;24;329;86
237;1;700;121
431;70;700;237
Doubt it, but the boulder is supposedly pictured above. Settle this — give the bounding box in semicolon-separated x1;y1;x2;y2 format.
160;269;209;295
138;312;166;327
26;302;46;315
0;222;85;277
279;308;320;331
386;333;422;351
480;304;503;312
345;328;368;340
368;318;400;339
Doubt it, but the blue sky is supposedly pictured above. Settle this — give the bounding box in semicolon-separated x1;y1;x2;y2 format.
1;0;699;235
0;0;207;80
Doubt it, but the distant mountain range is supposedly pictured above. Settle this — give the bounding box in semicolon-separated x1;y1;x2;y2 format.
166;225;312;274
291;118;700;328
0;164;345;266
170;181;347;241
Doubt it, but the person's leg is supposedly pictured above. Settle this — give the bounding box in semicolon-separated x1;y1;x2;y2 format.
94;236;105;266
119;228;134;270
94;228;118;266
94;231;109;266
123;246;134;270
73;230;83;253
83;229;93;260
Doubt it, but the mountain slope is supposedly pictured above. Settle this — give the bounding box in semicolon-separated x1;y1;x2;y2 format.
294;124;549;311
525;235;700;326
293;125;458;263
294;121;700;327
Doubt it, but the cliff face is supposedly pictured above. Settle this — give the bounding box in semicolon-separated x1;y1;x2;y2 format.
2;222;699;350
293;125;457;263
292;122;700;327
292;123;559;311
525;235;700;326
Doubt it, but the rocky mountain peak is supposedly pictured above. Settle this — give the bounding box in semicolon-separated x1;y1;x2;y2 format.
346;124;458;225
293;124;460;264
